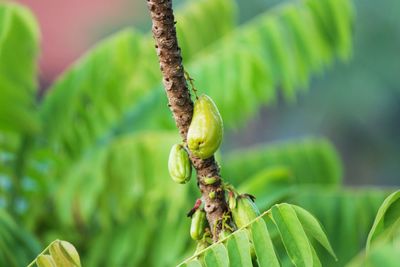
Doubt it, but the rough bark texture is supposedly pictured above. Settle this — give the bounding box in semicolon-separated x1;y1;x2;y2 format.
147;0;228;241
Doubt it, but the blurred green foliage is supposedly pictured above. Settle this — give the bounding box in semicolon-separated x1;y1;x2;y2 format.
228;0;400;186
0;0;399;266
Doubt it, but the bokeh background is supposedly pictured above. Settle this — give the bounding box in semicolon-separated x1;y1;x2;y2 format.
1;0;399;266
18;0;400;186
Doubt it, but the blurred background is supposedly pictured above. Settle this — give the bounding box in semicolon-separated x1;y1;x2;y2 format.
18;0;400;186
1;0;399;266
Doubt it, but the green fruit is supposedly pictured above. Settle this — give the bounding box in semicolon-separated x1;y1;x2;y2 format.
228;191;237;210
49;240;81;267
190;209;207;240
187;95;223;159
231;195;260;228
168;144;192;184
209;191;216;199
36;255;56;267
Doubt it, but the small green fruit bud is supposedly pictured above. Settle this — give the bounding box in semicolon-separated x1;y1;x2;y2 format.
187;95;223;159
228;191;237;210
49;240;81;267
203;176;218;185
209;191;216;199
231;195;260;228
190;209;207;240
36;255;56;267
168;144;192;184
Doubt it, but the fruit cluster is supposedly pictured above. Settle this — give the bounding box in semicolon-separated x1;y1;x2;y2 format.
167;94;260;251
168;94;223;184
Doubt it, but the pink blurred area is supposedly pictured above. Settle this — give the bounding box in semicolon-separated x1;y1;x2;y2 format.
17;0;142;86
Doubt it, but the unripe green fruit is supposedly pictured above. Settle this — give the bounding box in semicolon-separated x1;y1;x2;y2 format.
228;192;237;210
187;95;223;159
203;176;218;185
190;209;207;240
209;191;216;199
231;195;260;228
168;144;192;184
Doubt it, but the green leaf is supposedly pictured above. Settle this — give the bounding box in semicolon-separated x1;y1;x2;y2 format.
179;203;334;267
203;243;229;267
0;209;40;267
53;131;181;226
310;245;322;267
49;240;72;267
176;0;237;62
250;218;280;267
223;138;342;187
292;205;337;260
346;228;400;267
0;2;39;135
58;240;81;267
226;230;252;267
271;203;313;267
292;188;389;266
182;259;203;267
325;0;353;60
367;190;400;250
36;255;56;267
366;243;400;267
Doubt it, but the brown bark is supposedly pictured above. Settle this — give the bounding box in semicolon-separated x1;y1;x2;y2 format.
147;0;228;241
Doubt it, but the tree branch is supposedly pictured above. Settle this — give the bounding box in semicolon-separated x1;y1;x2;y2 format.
147;0;228;241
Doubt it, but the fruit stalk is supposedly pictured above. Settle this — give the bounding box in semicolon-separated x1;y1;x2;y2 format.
147;0;228;241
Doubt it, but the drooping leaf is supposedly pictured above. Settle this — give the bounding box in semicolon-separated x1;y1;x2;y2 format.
250;217;280;267
182;259;203;267
367;190;400;250
291;188;389;266
292;205;337;260
226;230;252;267
271;203;313;267
346;236;400;267
203;243;229;267
310;245;322;267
